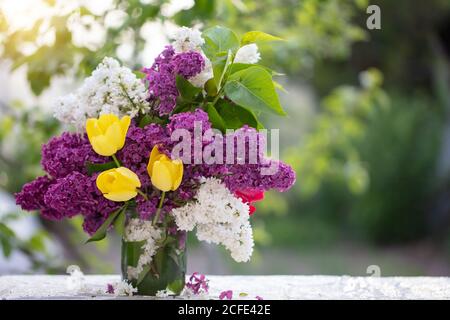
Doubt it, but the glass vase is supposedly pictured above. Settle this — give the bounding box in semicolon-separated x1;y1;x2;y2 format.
121;212;186;296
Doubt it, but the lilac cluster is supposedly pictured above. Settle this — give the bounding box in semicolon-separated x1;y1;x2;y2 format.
143;45;204;115
185;272;209;295
41;132;106;178
16;134;120;234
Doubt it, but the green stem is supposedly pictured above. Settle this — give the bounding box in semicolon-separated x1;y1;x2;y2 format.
136;189;149;201
152;191;166;225
111;154;121;167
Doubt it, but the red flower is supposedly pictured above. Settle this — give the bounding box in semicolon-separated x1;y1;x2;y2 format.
234;189;264;215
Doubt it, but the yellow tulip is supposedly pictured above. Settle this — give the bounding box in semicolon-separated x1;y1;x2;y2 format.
147;146;183;192
96;167;141;202
86;114;131;156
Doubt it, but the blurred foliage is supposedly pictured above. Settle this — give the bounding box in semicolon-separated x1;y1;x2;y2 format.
285;69;443;244
0;0;367;96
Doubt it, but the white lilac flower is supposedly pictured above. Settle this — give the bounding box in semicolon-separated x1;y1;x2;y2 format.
65;265;86;292
156;289;171;298
234;44;261;64
53;57;150;128
171;26;213;88
188;54;213;88
172;26;205;53
171;177;254;262
124;219;161;280
110;280;137;296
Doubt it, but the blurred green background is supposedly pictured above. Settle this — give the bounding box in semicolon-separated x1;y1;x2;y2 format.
1;0;450;276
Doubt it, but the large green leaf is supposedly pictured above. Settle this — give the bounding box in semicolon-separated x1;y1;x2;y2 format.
224;66;286;115
215;100;263;130
205;103;226;132
113;210;126;237
202;26;240;58
176;75;201;100
241;31;283;45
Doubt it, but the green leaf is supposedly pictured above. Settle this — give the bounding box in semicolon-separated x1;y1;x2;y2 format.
167;279;184;294
230;63;282;77
176;75;201;100
86;161;116;175
202;26;239;59
205;78;218;96
137;264;151;285
241;31;283;45
0;238;12;258
113;210;126;237
0;222;15;238
205;103;226;132
138;114;165;127
215;100;263;130
27;233;46;253
86;207;123;243
224;66;286;116
216;50;233;89
27;70;51;96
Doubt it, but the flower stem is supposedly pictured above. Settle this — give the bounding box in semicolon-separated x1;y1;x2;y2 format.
152;191;166;225
112;154;121;167
136;189;148;201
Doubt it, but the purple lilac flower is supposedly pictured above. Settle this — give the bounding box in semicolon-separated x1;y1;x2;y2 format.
117;123;171;188
41;132;105;178
219;290;233;300
143;46;205;115
15;176;54;211
136;196;158;220
168;108;211;134
106;284;115;294
186;272;209;294
82;212;107;235
171;51;205;79
44;172;97;218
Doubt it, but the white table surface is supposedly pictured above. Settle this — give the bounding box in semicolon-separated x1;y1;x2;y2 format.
1;275;450;300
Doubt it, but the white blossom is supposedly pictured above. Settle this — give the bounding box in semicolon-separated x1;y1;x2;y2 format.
65;265;86;292
189;54;214;88
156;289;171;298
124;219;162;280
53;57;150;129
172;26;205;53
171;178;254;262
109;280;137;296
234;44;261;64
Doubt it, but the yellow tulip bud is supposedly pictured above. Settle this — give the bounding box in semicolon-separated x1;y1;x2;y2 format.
86;114;131;156
147;146;184;192
96;167;141;202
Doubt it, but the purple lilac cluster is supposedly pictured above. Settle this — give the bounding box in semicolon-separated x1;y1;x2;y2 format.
16;133;120;234
41;132;106;178
142;45;204;116
185;272;209;294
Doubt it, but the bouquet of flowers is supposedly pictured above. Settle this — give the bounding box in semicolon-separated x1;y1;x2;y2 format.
15;26;296;296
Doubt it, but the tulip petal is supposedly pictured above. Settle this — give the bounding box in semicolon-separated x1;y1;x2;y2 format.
104;190;138;202
171;159;184;191
105;122;123;151
86;119;102;140
147;146;161;177
116;167;141;188
151;161;173;192
98;114;119;132
118;116;131;149
91;135;117;156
